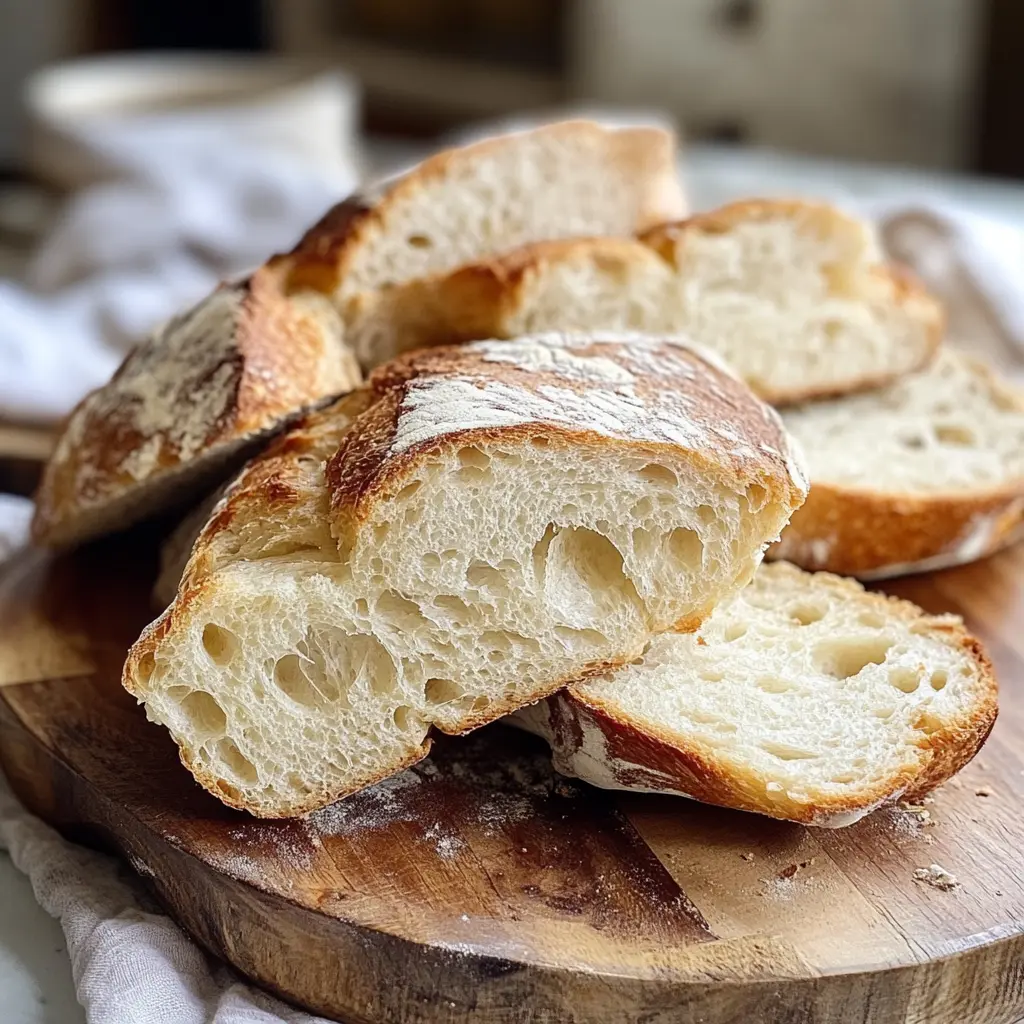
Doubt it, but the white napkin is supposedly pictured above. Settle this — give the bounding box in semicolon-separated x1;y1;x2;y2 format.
0;71;359;423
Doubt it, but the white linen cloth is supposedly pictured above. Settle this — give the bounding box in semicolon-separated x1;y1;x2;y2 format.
0;71;359;422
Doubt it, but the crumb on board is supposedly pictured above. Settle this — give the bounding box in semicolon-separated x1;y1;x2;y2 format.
741;852;755;861
975;786;994;797
778;858;815;880
897;800;934;825
914;864;960;891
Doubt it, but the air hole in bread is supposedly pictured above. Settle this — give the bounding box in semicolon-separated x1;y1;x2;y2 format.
202;623;240;666
215;737;258;785
373;523;390;544
789;602;826;626
274;654;330;708
457;446;493;483
858;611;886;629
888;667;921;693
745;483;769;513
664;527;704;575
830;772;857;784
530;435;551;448
393;705;418;730
701;669;725;682
471;696;490;713
696;505;717;527
935;423;976;446
637;463;677;488
424;677;462;704
394;479;423;503
723;621;748;642
542;527;640;627
900;434;926;450
759;741;819;761
355;598;369;616
180;690;227;738
561;503;580;519
165;684;192;702
915;711;944;735
554;625;606;648
874;706;896;719
433;594;480;626
136;652;156;685
930;669;948;691
813;636;893;679
375;591;430;632
465;561;508;594
757;675;795;693
407;233;433;249
631;497;654;519
631;526;657;559
421;552;441;570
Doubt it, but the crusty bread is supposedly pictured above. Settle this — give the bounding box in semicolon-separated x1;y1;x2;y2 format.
514;562;997;827
123;333;806;818
772;350;1024;578
34;121;685;548
347;199;942;402
32;269;360;548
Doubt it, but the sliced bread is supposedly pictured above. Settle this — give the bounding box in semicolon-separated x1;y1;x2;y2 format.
772;349;1024;578
347;199;942;403
123;333;806;817
34;121;684;548
514;562;996;827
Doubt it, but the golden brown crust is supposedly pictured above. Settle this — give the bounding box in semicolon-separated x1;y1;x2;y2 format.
547;571;998;826
33;266;360;549
770;482;1024;579
326;335;805;533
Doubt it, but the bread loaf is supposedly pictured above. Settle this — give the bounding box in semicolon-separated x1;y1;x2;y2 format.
123;333;806;817
772;350;1024;578
514;562;996;826
347;199;942;403
34;121;685;548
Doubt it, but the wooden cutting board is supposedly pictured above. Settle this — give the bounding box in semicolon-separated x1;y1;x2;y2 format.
1;531;1023;1024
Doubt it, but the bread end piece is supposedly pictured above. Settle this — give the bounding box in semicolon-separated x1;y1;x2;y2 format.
516;562;997;827
32;267;360;549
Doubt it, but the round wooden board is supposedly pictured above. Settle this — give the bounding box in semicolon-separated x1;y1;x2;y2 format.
1;533;1024;1024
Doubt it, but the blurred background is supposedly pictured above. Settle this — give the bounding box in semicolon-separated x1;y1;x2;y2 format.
2;0;1024;491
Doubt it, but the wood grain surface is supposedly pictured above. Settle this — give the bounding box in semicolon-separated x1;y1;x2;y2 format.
1;532;1023;1023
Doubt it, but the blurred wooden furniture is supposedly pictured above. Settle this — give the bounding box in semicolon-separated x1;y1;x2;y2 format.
0;422;52;497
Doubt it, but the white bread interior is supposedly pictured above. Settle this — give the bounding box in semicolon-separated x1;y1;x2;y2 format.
349;199;942;403
124;334;805;817
515;562;996;827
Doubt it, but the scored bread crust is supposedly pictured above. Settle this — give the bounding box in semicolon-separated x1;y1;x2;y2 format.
771;354;1024;579
33;121;684;548
32;265;361;548
124;333;807;817
525;563;997;827
345;198;943;401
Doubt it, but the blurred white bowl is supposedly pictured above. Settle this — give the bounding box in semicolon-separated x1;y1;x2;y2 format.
24;53;361;190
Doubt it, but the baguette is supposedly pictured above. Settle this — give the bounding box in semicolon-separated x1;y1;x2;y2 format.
347;199;942;403
123;332;806;817
772;350;1024;578
34;121;684;548
514;562;996;826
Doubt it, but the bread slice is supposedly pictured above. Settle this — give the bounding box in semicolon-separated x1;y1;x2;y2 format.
347;199;942;402
123;333;806;817
772;350;1024;578
514;562;996;827
33;120;684;548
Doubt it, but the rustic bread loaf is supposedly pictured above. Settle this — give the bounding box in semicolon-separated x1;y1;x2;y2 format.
123;333;806;817
34;121;685;548
347;199;942;402
772;350;1024;578
514;562;996;827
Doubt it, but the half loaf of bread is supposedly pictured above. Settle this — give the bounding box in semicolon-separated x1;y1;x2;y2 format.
514;562;996;826
124;332;806;817
347;199;942;403
772;350;1024;578
34;120;685;548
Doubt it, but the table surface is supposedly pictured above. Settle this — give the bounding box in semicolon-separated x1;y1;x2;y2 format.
4;139;1024;1024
